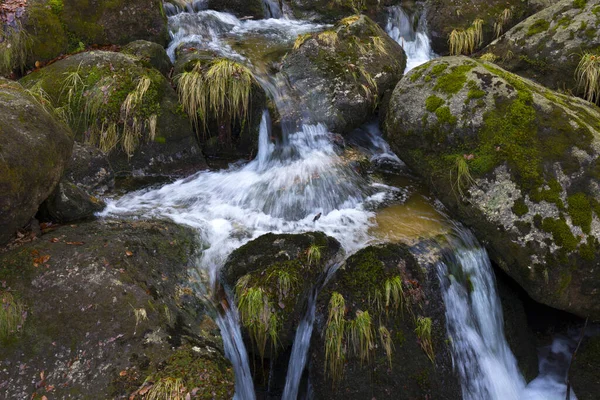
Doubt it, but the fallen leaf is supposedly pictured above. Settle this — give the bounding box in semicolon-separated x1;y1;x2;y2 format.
119;370;128;377
125;251;133;257
66;241;84;245
50;238;59;243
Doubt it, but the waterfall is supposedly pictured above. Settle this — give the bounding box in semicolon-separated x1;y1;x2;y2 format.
437;228;578;400
264;0;284;19
282;290;318;400
385;5;435;72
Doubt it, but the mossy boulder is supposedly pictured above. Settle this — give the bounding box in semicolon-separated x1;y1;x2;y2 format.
221;232;342;357
281;14;406;134
0;219;234;399
383;56;600;319
37;178;105;223
481;0;600;99
18;0;168;70
309;243;461;399
20;51;206;176
0;78;73;245
425;0;531;55
571;335;600;400
122;40;173;77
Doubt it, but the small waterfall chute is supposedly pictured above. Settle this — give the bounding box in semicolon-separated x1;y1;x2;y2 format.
385;5;435;72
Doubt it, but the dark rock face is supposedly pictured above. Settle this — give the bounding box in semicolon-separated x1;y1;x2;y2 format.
287;0;396;23
281;14;406;134
383;56;600;319
64;142;114;195
481;0;600;100
310;243;461;399
121;40;173;77
20;51;206;177
19;0;168;69
0;219;234;399
571;335;600;400
221;232;342;352
424;0;531;55
206;0;265;19
37;179;105;223
0;78;73;245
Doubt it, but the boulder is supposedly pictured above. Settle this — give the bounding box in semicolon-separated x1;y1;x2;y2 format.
281;14;406;134
3;0;169;75
37;179;105;223
122;40;173;78
221;232;342;355
0;78;73;245
383;56;600;319
0;219;234;399
481;0;600;100
425;0;531;55
310;243;461;399
20;51;206;176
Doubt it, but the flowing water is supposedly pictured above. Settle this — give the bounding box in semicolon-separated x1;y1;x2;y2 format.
385;5;436;71
101;4;583;399
437;228;578;400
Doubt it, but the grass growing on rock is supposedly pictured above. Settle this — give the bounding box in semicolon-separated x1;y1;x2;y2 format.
448;19;484;56
0;21;30;76
575;52;600;104
415;317;434;363
175;58;258;143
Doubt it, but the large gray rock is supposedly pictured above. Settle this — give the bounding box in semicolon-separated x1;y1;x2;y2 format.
21;51;206;176
383;56;600;319
481;0;600;100
281;14;406;134
0;78;73;245
122;40;173;77
64;142;114;195
0;219;234;399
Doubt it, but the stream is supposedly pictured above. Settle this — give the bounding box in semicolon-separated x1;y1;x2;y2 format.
101;3;582;399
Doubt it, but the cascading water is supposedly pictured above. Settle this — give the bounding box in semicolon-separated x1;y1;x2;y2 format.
437;228;578;400
385;5;435;71
99;4;586;399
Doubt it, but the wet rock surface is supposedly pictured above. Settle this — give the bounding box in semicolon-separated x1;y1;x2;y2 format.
0;219;234;399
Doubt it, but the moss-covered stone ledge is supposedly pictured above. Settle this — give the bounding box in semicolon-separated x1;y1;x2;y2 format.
383;56;600;320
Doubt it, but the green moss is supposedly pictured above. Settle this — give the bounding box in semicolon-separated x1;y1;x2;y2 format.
530;179;564;208
567;193;592;234
434;64;474;95
339;248;387;298
518;55;548;73
579;237;598;261
467;81;485;100
48;0;64;14
541;217;579;252
526;19;550;37
425;95;445;112
512;198;529;216
435;106;457;125
430;63;448;75
146;345;235;399
424;75;432;82
573;0;587;8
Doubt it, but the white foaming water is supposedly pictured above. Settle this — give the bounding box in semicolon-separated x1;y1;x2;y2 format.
282;290;318;400
166;10;325;61
385;5;435;72
437;229;577;400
